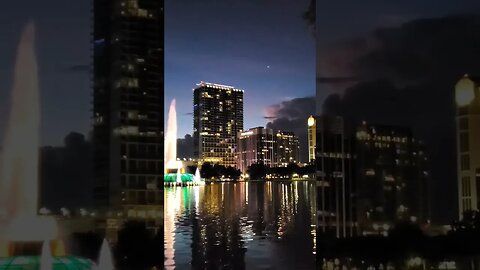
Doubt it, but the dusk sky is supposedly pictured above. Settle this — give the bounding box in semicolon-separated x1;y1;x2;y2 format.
0;0;479;147
0;1;90;146
165;0;315;138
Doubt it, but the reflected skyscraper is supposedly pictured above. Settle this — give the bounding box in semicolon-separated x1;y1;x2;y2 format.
164;182;315;269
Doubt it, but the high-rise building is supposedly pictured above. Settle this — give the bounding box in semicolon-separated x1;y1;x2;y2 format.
315;116;430;238
193;82;244;168
237;127;276;173
275;131;300;167
315;115;355;238
92;0;163;238
455;75;480;218
354;122;429;234
308;115;316;162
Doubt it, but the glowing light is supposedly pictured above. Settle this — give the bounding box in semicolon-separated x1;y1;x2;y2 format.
455;75;476;107
308;116;315;127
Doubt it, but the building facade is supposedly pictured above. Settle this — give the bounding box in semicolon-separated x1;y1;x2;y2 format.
354;122;429;234
275;131;300;167
236;127;276;173
92;0;164;239
315;115;430;238
193;82;244;168
315;115;355;238
455;75;480;218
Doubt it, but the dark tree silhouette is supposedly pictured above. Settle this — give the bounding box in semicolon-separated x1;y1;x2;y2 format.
115;221;154;270
247;163;268;180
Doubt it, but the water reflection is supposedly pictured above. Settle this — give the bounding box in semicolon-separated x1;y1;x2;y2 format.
164;181;316;270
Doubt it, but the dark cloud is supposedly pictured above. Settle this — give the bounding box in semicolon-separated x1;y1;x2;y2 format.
265;97;315;162
63;64;89;73
317;77;359;84
320;14;480;223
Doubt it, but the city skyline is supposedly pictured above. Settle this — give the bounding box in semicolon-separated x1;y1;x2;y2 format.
165;0;315;138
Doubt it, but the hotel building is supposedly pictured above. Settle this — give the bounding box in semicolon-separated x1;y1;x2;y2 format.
193;82;244;168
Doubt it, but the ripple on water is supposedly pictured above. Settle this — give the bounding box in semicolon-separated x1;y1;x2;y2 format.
164;182;315;269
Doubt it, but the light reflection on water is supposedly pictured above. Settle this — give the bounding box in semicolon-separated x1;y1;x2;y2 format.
164;181;316;270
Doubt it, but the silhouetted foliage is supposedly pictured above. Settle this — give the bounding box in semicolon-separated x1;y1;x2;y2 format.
115;221;162;270
247;162;268;179
68;231;103;261
200;162;240;179
320;213;480;265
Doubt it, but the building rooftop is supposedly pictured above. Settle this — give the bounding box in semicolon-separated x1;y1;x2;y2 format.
194;81;244;92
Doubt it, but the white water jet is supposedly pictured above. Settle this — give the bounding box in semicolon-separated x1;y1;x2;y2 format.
0;21;39;219
0;21;58;241
194;168;201;182
165;99;182;171
40;241;52;270
97;239;114;270
176;168;182;183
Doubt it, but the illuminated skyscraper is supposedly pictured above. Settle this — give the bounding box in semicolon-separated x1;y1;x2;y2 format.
275;131;300;167
193;82;244;168
92;0;163;238
237;127;276;173
308;115;316;162
455;75;480;218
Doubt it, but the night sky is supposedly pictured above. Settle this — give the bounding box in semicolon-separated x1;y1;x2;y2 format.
317;0;480;100
165;0;315;138
0;1;90;146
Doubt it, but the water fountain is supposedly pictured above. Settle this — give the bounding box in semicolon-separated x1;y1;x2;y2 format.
96;239;114;270
0;22;107;270
194;168;201;183
164;99;203;186
40;241;52;270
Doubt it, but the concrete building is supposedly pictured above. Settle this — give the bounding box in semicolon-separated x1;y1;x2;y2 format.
237;127;276;173
193;82;244;168
455;75;480;218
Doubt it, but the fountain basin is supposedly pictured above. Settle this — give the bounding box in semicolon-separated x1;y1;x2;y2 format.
0;255;94;269
164;173;194;183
